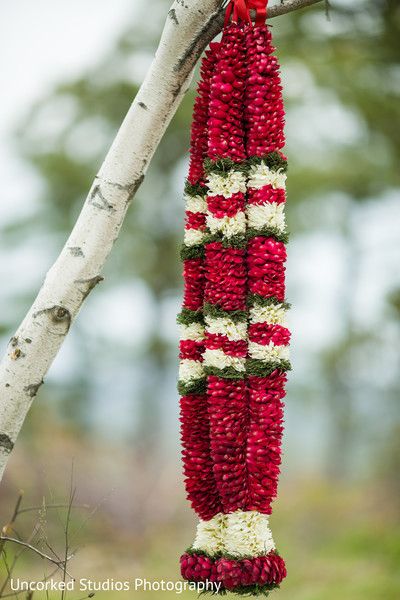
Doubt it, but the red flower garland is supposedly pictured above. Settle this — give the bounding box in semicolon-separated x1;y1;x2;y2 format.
180;42;223;521
178;1;290;594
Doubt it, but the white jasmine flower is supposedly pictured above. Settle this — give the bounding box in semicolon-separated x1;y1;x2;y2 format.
185;194;207;214
184;228;206;246
207;212;246;238
248;341;290;362
207;171;247;198
179;359;204;382
191;510;276;557
248;163;287;190
225;511;275;556
179;322;205;342
203;349;245;372
205;316;247;341
247;202;285;231
250;303;287;326
193;514;228;554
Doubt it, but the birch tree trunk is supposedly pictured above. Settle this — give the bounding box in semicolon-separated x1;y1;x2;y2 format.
0;0;322;481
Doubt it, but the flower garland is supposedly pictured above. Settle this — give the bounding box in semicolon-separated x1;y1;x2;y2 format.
178;1;289;594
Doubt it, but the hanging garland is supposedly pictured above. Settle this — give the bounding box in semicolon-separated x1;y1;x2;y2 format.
178;0;289;594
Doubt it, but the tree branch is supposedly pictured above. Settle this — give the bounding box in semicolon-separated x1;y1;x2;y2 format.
268;0;324;18
0;0;324;482
0;537;74;578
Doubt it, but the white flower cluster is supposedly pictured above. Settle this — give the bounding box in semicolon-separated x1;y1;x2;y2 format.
224;511;275;556
248;341;290;363
207;212;246;238
179;322;205;342
247;202;285;232
203;349;246;372
248;163;287;190
250;303;287;326
179;359;204;382
205;315;247;341
207;171;247;198
193;510;275;557
184;228;206;247
185;194;207;214
194;513;228;554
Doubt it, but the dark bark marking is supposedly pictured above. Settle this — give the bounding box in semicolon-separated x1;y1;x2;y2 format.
24;381;44;398
74;275;104;301
95;176;142;195
171;82;183;100
168;8;179;25
9;337;25;360
33;305;72;334
173;7;224;73
10;348;25;360
126;174;145;205
0;434;14;454
138;102;148;110
89;184;116;213
51;306;71;323
25;338;32;344
69;246;84;257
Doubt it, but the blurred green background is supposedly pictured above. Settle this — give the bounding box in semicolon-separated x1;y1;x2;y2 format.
0;0;399;598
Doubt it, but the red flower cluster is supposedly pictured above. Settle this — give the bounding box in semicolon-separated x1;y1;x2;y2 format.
247;185;286;206
180;550;286;591
208;375;249;511
180;394;222;520
207;191;245;218
179;339;203;362
180;552;218;584
244;26;285;156
247;237;287;302
217;552;286;590
205;333;247;357
249;323;291;346
188;43;220;185
182;258;205;311
247;371;286;512
184;211;206;231
204;242;247;311
208;24;247;162
180;43;221;521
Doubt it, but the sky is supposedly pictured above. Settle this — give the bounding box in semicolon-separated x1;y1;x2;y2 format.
0;0;135;223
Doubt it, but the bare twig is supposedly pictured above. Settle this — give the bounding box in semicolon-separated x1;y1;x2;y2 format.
0;522;42;598
0;537;74;580
17;504;90;516
36;497;64;567
0;487;90;598
9;494;23;526
61;470;76;600
0;492;24;555
268;0;323;17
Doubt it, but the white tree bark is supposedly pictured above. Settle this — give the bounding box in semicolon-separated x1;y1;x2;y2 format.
0;0;323;481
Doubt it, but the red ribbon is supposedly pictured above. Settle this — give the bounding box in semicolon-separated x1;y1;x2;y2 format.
224;0;268;27
224;0;250;26
248;0;268;26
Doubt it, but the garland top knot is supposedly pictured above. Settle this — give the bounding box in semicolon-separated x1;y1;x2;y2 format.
225;0;269;26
